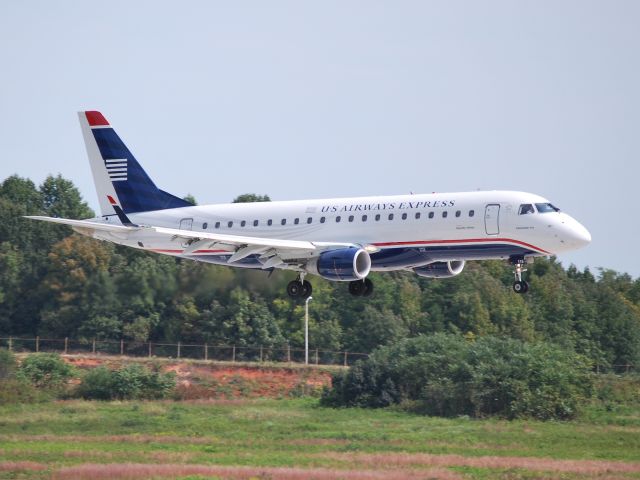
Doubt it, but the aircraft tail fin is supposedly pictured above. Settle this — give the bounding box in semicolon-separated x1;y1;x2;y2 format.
78;111;192;216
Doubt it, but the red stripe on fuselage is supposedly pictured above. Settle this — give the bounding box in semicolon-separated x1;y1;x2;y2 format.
372;238;550;254
150;249;229;254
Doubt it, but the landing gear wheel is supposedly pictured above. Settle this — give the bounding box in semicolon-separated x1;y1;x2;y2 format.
348;280;365;296
513;280;529;294
348;278;374;297
362;278;374;297
510;256;530;294
300;280;313;299
287;280;301;298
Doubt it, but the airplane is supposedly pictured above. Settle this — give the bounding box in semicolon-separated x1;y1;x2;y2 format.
26;111;591;299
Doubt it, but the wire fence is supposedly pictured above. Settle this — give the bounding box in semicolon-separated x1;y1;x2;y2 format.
0;336;369;367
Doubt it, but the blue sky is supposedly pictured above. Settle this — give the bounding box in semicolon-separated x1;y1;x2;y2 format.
1;1;638;277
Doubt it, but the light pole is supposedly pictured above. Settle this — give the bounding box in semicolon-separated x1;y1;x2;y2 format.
305;296;313;365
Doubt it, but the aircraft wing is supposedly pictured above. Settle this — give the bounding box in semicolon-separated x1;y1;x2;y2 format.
24;216;369;266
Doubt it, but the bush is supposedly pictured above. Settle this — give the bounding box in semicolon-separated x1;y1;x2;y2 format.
17;353;75;390
78;364;176;400
0;349;46;405
0;348;16;380
322;333;594;420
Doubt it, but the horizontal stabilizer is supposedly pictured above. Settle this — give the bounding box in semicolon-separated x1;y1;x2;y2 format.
24;216;138;233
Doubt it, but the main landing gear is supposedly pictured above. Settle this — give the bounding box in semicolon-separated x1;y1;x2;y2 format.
511;256;529;294
287;275;312;299
348;278;374;297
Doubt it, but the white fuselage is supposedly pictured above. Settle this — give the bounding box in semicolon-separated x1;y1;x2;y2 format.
88;190;591;272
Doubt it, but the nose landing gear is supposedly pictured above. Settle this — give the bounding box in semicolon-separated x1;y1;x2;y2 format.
511;257;529;294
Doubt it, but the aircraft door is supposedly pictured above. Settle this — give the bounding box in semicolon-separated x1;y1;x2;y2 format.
484;204;500;235
179;218;193;230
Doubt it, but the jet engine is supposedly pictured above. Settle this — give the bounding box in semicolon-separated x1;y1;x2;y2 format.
308;247;372;281
413;260;465;278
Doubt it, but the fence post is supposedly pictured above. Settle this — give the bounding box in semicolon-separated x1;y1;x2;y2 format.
36;336;39;353
148;342;152;358
232;345;236;363
177;341;181;359
64;337;68;354
287;344;291;363
315;349;319;365
204;343;208;361
260;346;263;362
92;338;96;354
344;351;348;367
8;336;12;352
120;339;124;355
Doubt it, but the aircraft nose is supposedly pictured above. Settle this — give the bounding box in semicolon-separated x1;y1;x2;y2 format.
567;219;591;248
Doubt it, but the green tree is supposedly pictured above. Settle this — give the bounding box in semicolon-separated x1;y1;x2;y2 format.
232;193;271;203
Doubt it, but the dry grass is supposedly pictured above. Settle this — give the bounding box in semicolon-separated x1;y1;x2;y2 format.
317;452;640;474
50;463;462;480
0;461;47;472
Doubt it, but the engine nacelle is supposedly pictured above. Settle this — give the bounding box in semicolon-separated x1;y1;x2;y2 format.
413;260;465;279
308;247;372;281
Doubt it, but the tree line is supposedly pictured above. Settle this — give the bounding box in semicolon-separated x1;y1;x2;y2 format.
1;174;639;369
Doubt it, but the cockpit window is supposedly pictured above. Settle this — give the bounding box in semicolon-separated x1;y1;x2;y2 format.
518;204;535;215
535;203;560;213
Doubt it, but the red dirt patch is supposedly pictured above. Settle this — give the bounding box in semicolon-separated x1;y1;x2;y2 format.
61;354;333;399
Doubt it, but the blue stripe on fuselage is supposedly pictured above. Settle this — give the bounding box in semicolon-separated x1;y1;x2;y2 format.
180;244;538;271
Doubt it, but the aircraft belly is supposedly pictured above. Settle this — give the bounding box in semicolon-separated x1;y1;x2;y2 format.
370;244;540;270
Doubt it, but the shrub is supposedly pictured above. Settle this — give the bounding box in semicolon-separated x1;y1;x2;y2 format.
17;353;75;390
322;333;594;420
78;364;176;400
0;349;45;405
0;348;16;380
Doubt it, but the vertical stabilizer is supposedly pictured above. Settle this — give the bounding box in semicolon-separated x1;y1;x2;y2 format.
78;111;192;216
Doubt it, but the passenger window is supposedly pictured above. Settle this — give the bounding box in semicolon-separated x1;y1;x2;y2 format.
294;218;299;225
336;216;341;223
253;220;258;226
202;222;208;229
518;204;535;215
228;221;233;228
320;217;326;223
388;213;394;221
348;215;354;222
455;211;461;218
442;211;448;218
375;214;380;221
267;219;273;226
428;212;434;219
415;212;421;219
401;213;407;220
281;219;286;225
215;222;220;229
307;217;312;224
362;215;368;222
469;210;475;217
241;220;246;227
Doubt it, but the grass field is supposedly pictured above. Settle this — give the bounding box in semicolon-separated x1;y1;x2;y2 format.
1;398;640;479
